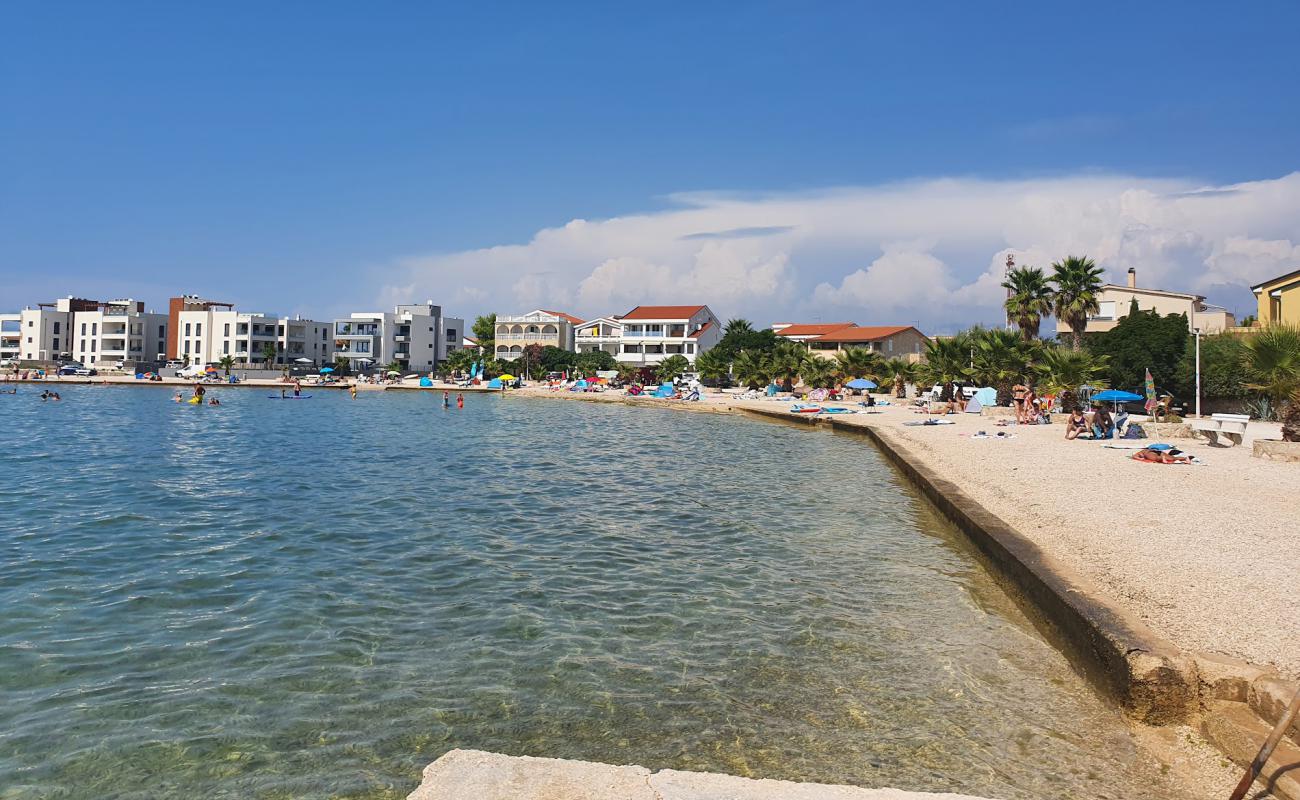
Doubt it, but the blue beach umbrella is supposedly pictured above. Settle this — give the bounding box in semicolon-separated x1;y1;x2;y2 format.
320;367;335;373
1090;389;1142;402
845;378;877;390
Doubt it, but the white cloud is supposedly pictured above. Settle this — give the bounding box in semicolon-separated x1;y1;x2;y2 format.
375;172;1300;332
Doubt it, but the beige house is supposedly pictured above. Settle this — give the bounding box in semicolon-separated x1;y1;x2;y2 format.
494;309;583;361
1252;267;1300;327
1055;268;1235;336
776;323;930;362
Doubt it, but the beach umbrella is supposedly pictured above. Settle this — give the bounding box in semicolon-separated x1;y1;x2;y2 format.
845;378;877;390
1091;390;1142;402
294;357;312;364
320;367;335;373
386;370;400;376
498;374;516;382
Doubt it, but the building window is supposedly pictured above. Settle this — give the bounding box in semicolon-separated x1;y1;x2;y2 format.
52;338;59;350
446;328;456;339
158;325;165;339
53;322;60;334
686;343;694;354
185;323;191;336
28;320;33;327
184;341;190;354
195;323;202;336
92;323;97;335
80;323;86;334
223;341;229;354
91;341;96;352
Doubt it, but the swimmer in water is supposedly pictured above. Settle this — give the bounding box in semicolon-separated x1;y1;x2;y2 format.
349;383;357;399
442;390;450;408
173;391;183;402
456;392;464;408
208;397;220;405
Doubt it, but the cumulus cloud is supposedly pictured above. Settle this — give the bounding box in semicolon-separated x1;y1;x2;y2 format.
376;172;1300;332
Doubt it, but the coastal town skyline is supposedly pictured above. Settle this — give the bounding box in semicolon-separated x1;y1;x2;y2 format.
5;4;1300;330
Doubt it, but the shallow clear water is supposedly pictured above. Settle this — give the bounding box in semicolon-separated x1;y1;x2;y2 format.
1;386;1182;799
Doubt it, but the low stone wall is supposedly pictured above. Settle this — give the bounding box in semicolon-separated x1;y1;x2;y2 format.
407;749;996;800
1253;439;1300;462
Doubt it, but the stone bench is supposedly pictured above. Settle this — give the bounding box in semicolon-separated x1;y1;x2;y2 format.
1189;413;1250;446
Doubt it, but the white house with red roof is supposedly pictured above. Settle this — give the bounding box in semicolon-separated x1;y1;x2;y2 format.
774;322;929;362
612;305;721;366
494;309;583;360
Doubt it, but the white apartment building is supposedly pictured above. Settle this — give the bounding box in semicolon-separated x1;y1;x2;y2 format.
610;305;722;366
175;308;334;367
0;313;20;361
13;297;168;367
333;302;464;372
574;316;624;356
69;299;169;368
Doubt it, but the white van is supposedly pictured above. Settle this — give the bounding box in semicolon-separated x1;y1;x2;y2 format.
176;364;208;379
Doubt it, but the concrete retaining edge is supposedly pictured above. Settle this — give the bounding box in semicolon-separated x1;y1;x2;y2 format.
738;406;1197;723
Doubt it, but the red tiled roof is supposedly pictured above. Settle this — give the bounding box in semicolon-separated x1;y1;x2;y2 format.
621;305;706;320
541;309;584;325
775;322;857;338
686;321;712;339
809;325;919;343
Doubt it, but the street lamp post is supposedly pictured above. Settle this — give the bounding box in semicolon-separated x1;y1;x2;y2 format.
1193;327;1202;418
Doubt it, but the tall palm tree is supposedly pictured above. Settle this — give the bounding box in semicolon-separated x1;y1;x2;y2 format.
1035;346;1109;412
769;341;809;393
724;318;755;337
890;359;920;398
1242;325;1300;435
1050;255;1105;350
732;350;772;389
1002;266;1054;341
260;342;277;366
218;354;235;376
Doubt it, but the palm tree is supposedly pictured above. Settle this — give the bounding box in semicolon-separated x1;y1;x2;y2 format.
1242;324;1300;435
218;354;235;376
833;347;880;381
732;350;772;389
724;319;755;337
919;335;971;386
1002;266;1054;341
615;361;641;385
890;359;920;398
1282;387;1300;443
971;328;1036;405
655;354;691;383
260;342;277;366
801;357;836;389
693;348;731;383
1035;346;1109;413
1050;255;1105;350
769;340;808;393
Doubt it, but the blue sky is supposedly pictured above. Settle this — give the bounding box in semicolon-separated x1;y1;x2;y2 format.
3;2;1299;328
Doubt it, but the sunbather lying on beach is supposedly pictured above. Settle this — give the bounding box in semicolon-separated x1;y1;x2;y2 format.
1132;446;1193;464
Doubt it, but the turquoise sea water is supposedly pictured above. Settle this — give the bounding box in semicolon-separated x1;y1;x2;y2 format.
1;386;1183;799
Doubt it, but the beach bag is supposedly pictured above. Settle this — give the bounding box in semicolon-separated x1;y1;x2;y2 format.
1122;423;1146;439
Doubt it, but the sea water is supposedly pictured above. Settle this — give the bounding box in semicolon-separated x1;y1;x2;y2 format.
1;386;1184;798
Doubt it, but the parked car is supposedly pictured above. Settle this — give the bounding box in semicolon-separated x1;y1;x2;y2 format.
164;360;184;370
58;363;88;376
176;364;209;379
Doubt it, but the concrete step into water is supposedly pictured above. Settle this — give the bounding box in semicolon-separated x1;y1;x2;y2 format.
407;750;999;800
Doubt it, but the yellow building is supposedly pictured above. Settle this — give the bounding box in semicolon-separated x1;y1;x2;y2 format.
1252;267;1300;326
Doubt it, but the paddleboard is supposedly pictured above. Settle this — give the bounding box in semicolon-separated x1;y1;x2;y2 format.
267;395;312;399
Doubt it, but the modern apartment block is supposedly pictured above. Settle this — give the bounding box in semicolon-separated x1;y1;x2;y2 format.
611;305;721;365
333;302;464;372
493;310;582;361
12;297;168;367
174;305;334;367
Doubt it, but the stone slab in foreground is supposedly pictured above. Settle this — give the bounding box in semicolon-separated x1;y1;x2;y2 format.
408;750;998;800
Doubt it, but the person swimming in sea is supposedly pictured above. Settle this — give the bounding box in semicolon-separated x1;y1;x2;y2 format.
208;397;220;405
173;391;184;402
456;392;464;409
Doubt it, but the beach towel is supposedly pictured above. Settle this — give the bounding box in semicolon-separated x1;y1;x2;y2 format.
903;419;955;426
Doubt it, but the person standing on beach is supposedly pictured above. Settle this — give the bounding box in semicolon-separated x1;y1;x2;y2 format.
1012;382;1029;423
456;392;464;408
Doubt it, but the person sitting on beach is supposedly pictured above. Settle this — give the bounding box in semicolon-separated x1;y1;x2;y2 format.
1091;406;1115;439
1132;446;1192;464
1065;408;1088;440
1114;409;1130;436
